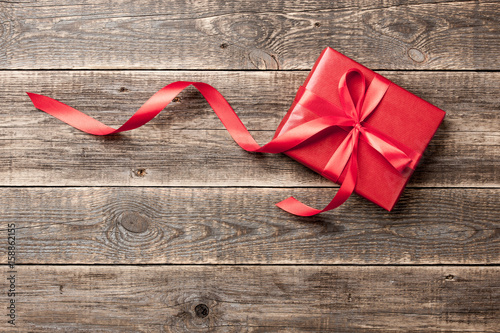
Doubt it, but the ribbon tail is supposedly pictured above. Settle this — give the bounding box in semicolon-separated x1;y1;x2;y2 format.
27;92;118;135
360;126;417;172
27;81;195;136
276;137;359;216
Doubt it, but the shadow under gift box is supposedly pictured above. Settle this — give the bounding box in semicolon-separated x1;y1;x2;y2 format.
274;47;446;211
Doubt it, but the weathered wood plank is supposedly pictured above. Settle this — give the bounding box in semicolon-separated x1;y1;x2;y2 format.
0;187;498;265
1;71;498;187
0;0;499;70
1;265;498;332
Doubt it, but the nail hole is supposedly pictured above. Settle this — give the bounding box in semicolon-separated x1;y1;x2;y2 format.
172;97;180;103
314;22;321;27
445;274;454;281
134;168;147;177
220;43;228;49
194;304;209;318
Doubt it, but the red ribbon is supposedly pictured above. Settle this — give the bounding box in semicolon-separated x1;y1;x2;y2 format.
27;69;417;216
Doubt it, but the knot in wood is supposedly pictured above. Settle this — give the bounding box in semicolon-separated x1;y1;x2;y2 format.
119;211;149;233
408;48;426;63
134;168;147;177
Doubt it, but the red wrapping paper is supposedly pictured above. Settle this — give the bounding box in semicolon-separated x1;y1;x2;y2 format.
274;47;445;210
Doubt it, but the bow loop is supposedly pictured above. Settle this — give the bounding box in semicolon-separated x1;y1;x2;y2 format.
359;74;392;122
338;69;366;122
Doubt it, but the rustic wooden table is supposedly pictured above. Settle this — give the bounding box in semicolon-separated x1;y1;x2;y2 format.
1;0;499;332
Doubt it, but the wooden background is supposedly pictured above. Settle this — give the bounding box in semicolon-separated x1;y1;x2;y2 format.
1;0;499;331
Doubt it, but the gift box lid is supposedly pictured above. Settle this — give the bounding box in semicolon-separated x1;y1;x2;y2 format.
274;47;446;211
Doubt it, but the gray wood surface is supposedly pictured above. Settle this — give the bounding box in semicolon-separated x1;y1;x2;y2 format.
1;71;498;187
0;0;498;331
1;187;498;265
1;265;498;332
0;0;499;70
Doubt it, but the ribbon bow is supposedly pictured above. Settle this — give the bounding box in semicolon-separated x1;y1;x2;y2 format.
276;69;419;216
27;69;418;216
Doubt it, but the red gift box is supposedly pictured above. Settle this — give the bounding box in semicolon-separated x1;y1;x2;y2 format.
273;47;445;211
28;47;445;216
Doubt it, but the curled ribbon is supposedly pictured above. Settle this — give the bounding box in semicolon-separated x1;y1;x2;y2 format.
27;69;418;216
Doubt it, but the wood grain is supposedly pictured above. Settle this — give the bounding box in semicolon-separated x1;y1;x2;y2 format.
1;265;498;332
0;1;499;330
1;71;498;187
0;0;499;70
0;187;498;265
